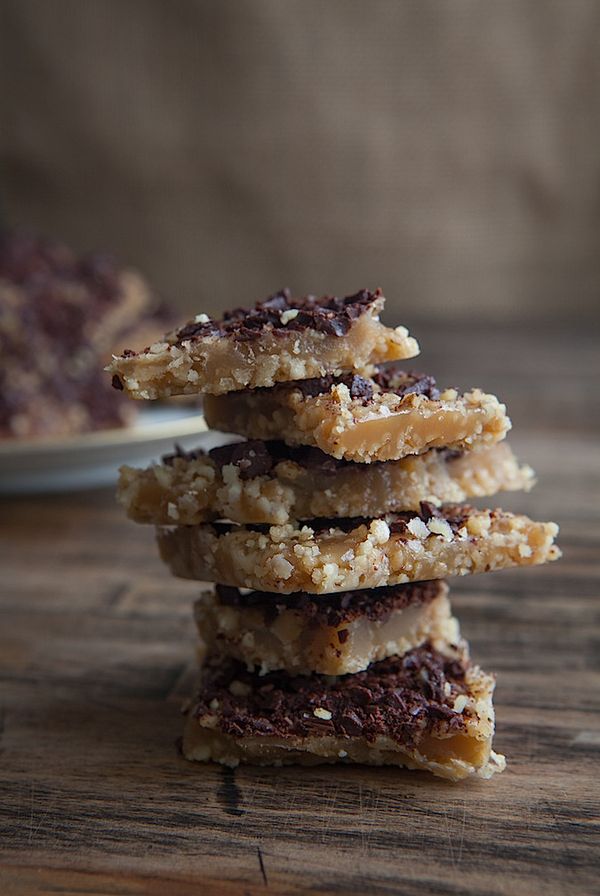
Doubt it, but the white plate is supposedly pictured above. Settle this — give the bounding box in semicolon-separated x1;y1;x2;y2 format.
0;407;226;493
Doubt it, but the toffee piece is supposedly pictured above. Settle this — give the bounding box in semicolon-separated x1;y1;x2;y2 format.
203;367;511;463
108;288;419;399
118;440;534;526
157;504;560;594
0;231;169;438
183;644;505;781
195;581;458;676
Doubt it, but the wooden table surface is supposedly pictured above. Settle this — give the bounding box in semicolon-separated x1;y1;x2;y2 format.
1;322;599;895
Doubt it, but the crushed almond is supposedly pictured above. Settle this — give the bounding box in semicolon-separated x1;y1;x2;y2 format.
280;308;300;325
427;517;454;540
407;517;430;539
453;695;469;713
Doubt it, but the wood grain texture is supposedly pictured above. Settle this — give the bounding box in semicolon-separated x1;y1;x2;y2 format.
0;323;599;895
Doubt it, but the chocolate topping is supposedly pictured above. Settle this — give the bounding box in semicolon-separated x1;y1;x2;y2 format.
192;645;470;746
215;581;443;628
172;288;379;346
162;438;467;479
163;439;357;476
207;439;349;475
289;365;439;402
294;373;375;401
208;504;475;538
208;440;274;480
372;367;440;400
387;503;472;536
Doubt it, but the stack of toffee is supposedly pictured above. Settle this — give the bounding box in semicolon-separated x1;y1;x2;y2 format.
110;289;559;781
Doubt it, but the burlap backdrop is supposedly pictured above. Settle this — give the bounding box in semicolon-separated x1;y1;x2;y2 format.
1;0;599;323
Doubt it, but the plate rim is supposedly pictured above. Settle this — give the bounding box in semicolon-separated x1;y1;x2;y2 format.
0;410;207;457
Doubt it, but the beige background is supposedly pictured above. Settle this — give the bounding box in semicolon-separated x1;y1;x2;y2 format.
1;0;599;323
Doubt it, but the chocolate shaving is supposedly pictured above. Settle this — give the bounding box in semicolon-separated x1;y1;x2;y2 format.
348;375;374;401
172;288;379;345
209;505;474;538
215;581;442;628
208;440;274;480
288;365;438;402
191;645;469;747
162;439;368;476
160;438;465;478
372;367;440;400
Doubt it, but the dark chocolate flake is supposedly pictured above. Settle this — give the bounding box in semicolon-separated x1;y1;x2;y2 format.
372;367;440;400
209;440;274;479
285;365;439;403
175;320;220;341
162;443;207;465
173;288;379;346
339;712;364;736
258;289;291;312
192;645;469;747
313;313;351;337
214;581;442;627
348;375;374;401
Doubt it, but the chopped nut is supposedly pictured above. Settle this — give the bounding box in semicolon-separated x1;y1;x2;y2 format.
453;695;469;713
108;291;420;401
427;517;453;540
270;555;294;579
467;514;492;537
369;519;390;544
229;680;252;697
199;714;219;729
407;517;430;539
314;707;332;721
240;631;256;648
280;308;300;325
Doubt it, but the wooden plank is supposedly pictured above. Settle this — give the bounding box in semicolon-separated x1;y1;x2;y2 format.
0;323;598;894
